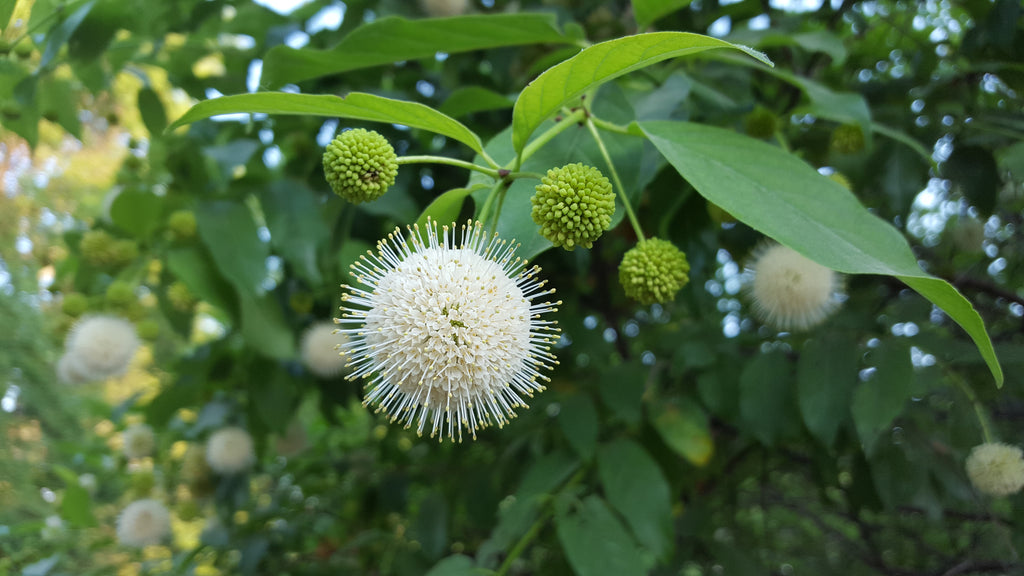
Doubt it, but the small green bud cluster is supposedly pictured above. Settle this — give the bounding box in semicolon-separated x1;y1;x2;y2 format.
531;163;615;251
136;319;160;341
168;210;197;241
80;230;139;269
323;129;399;204
62;293;89;317
167;281;197;311
619;238;690;305
105;281;136;306
744;106;779;139
830;124;865;154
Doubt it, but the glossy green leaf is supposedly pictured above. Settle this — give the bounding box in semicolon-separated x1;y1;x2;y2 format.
559;394;599;459
641;120;1002;385
109;189;163;240
740;349;798;446
597;439;673;559
439;86;513;118
511;32;771;153
165;246;235;313
169;92;487;156
262;13;570;87
59;484;95;528
260;180;330;287
555;496;647;576
415;185;485;232
0;0;16;31
195;201;268;295
425;555;477;576
239;292;295;359
852;345;913;456
39;0;93;70
650;398;713;466
797;334;859;448
39;77;81;138
138;87;167;137
412;491;449;561
632;0;693;27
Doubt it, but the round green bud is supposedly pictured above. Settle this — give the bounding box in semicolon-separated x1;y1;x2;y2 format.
744;106;779;139
619;238;690;305
80;230;116;266
111;239;139;266
827;172;852;191
322;129;399;204
168;210;197;241
176;500;202;522
61;293;89;317
137;319;160;341
105;281;135;306
13;40;32;58
130;470;155;497
830;124;865;154
289;291;314;315
168;281;196;311
531;163;616;251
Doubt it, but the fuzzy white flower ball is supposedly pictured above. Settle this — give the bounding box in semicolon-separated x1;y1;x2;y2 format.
748;244;841;331
64;315;139;381
337;220;560;442
301;321;348;378
56;353;91;385
117;499;171;548
122;424;155;460
965;442;1024;497
420;0;469;17
206;427;256;474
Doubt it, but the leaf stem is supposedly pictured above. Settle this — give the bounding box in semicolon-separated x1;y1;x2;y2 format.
951;370;994;443
773;129;791;153
477;180;506;229
589;116;636;136
398;155;500;178
585;117;645;241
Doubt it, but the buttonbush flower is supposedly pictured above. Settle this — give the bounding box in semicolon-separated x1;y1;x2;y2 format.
337;220;560;442
205;427;256;475
117;499;171;548
56;353;90;385
748;243;841;331
63;314;139;381
300;321;348;378
531;163;615;250
619;238;690;305
966;442;1024;497
323;128;399;204
122;424;155;460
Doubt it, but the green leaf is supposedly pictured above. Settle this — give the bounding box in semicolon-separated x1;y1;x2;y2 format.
650;398;713;466
249;362;298;433
439;86;513;118
797;334;859;448
165;246;235;313
415;185;485;232
39;0;94;70
39;77;82;138
169;92;487;156
558;394;599;459
632;0;693;28
425;555;478;576
337;239;373;283
739;348;797;446
640;120;1002;385
59;484;96;528
260;180;330;287
511;32;771;153
195;201;268;295
261;13;570;87
0;0;16;31
851;344;913;457
596;361;646;425
412;490;449;561
239;292;295;360
109;189;163;240
555;496;647;576
597;439;673;559
138;87;167;137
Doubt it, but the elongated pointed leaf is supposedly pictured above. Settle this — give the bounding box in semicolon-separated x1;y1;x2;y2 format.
511;32;771;153
555;496;646;576
641;120;1002;386
262;13;570;87
168;92;487;155
597;439;673;559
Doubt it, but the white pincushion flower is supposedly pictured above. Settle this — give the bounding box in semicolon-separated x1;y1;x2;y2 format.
117;499;171;548
56;353;90;385
747;243;841;331
301;321;348;378
337;220;560;442
64;315;139;381
420;0;469;17
122;424;155;459
206;426;256;474
965;442;1024;497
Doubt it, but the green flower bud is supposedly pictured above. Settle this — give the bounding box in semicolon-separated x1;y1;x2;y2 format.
323;129;399;204
619;238;690;305
744;106;779;139
111;240;139;265
137;319;160;341
62;293;89;317
130;470;155;497
176;500;202;522
168;210;197;240
168;281;196;311
105;281;135;306
827;172;852;191
830;124;865;154
531;163;615;251
80;230;116;266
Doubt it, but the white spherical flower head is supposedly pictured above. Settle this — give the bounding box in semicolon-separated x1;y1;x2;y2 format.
122;424;155;459
748;244;841;331
56;353;90;385
966;442;1024;497
117;499;171;548
64;315;139;381
420;0;469;18
301;321;348;378
205;426;256;474
337;220;561;442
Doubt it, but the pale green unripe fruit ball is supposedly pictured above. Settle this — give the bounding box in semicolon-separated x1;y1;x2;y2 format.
323;129;399;204
168;210;197;240
167;281;197;311
831;124;865;154
619;238;690;305
105;281;135;306
531;163;616;251
62;293;89;317
744;106;779;139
